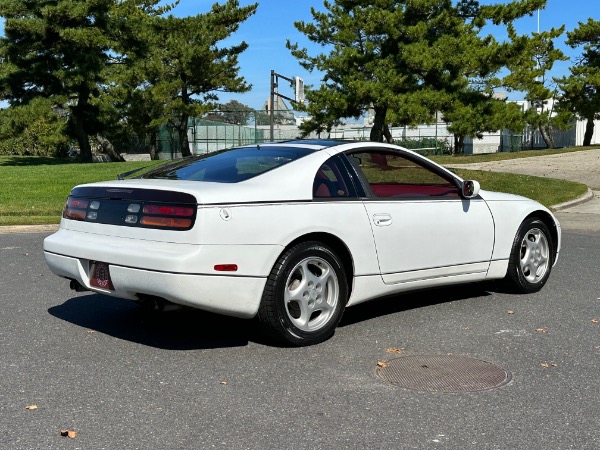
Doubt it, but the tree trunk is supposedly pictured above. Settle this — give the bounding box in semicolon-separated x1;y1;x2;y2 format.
177;114;191;157
96;135;125;162
453;135;465;154
383;124;394;144
583;117;595;146
538;124;555;149
71;116;93;162
71;91;93;162
369;105;388;142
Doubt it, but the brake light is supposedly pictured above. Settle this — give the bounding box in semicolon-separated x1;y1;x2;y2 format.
63;198;89;220
142;205;194;216
139;203;195;229
69;199;89;209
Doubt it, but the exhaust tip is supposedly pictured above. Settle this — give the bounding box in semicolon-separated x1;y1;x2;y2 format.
69;279;88;292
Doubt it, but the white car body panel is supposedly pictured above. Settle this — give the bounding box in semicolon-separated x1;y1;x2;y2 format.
479;190;561;262
44;140;561;322
197;202;380;276
44;251;265;318
363;198;494;283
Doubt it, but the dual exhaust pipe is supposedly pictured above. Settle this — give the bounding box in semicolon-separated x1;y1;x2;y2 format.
68;279;181;312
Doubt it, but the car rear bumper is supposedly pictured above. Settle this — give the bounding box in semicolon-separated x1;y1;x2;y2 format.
44;251;266;318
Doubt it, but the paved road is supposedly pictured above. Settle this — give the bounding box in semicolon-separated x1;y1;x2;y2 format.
449;149;600;190
448;148;600;232
1;231;599;449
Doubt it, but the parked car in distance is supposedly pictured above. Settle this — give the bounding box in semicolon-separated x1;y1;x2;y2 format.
44;140;561;346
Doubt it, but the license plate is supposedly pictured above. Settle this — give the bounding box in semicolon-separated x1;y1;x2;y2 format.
90;261;114;290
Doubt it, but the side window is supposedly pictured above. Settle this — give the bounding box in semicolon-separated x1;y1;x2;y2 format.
348;151;459;198
313;156;357;199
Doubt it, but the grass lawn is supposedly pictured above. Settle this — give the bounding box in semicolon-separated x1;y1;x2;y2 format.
0;148;592;226
450;169;588;207
0;157;162;225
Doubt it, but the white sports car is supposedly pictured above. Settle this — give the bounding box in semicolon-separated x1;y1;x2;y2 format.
44;140;560;345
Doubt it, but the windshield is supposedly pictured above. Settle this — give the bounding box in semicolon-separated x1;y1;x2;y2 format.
140;146;314;183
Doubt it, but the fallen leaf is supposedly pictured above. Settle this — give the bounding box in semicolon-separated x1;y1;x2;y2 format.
376;361;388;368
551;363;558;367
386;347;403;354
86;330;96;334
220;381;227;385
593;346;600;349
592;319;599;324
541;363;549;368
534;328;548;333
25;405;38;410
59;429;77;439
507;310;514;315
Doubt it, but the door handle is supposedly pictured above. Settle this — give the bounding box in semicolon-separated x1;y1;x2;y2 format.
373;213;392;226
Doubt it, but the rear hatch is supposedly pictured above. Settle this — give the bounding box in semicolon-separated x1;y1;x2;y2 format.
63;185;197;231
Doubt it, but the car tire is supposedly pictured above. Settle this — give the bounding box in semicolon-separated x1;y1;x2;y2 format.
258;241;348;346
505;217;553;293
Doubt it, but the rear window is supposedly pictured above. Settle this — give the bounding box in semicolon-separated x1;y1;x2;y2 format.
140;146;314;183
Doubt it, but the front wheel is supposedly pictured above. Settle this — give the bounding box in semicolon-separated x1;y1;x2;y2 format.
258;241;348;346
505;217;553;293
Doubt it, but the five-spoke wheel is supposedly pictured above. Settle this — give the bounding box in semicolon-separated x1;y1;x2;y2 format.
258;241;347;346
505;218;554;293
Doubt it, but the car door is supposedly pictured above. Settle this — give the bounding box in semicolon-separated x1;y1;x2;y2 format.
345;149;495;285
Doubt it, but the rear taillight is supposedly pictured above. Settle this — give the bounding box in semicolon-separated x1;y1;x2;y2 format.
63;198;88;220
139;203;194;229
142;205;194;216
140;216;192;229
62;195;196;230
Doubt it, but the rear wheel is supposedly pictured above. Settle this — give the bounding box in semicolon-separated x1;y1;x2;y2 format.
258;241;348;346
505;218;553;293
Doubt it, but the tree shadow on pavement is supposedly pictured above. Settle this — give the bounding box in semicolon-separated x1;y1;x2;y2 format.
48;293;266;350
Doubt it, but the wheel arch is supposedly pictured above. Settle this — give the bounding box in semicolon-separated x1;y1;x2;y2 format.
281;232;355;301
525;210;560;263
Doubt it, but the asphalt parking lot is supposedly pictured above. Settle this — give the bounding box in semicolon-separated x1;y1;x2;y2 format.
1;230;599;449
2;148;600;449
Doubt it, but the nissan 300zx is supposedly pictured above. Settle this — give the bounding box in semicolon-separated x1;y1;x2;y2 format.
44;140;561;345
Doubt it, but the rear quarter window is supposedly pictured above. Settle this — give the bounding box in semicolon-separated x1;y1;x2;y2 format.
141;146;314;183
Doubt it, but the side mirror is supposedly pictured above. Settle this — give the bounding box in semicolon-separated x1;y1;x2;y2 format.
461;180;480;199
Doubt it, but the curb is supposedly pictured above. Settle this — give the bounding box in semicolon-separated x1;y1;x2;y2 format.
551;188;594;211
0;224;59;234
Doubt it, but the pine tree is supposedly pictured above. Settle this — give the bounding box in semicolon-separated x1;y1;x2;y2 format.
557;18;600;146
0;0;169;161
503;24;568;149
288;0;546;150
142;1;257;157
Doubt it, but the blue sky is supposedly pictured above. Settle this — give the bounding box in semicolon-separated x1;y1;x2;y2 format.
170;0;595;108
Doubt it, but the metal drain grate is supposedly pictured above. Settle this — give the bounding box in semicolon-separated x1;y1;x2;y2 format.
376;355;512;392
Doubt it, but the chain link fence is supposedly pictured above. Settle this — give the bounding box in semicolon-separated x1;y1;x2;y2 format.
150;110;578;159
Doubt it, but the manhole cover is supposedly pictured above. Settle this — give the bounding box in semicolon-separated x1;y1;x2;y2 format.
376;355;512;392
